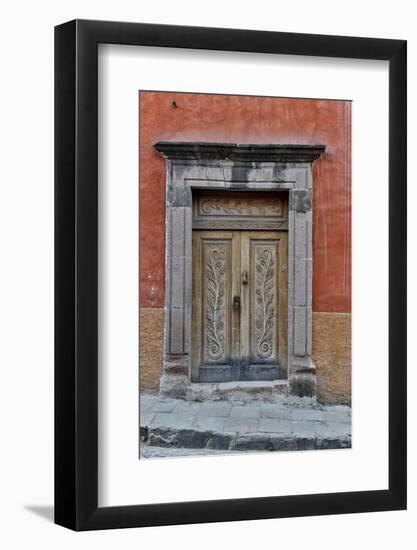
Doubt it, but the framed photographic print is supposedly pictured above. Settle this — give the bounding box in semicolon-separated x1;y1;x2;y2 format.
55;20;406;530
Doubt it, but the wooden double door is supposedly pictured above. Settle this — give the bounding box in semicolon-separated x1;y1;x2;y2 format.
192;230;288;382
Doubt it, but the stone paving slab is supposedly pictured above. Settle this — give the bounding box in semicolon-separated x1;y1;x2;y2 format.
224;416;259;433
141;446;240;458
230;405;261;418
258;418;293;433
198;401;233;417
151;413;195;430
140;394;351;456
193;416;225;432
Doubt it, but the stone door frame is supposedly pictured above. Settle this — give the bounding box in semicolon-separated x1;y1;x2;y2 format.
154;142;325;398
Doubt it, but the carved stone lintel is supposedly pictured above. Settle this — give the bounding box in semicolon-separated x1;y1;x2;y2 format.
155;142;325;163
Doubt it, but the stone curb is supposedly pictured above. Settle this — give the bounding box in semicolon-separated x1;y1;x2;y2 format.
141;426;351;452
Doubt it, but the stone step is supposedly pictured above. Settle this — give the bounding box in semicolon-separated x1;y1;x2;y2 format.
139;394;351;456
140;424;351;453
185;380;290;402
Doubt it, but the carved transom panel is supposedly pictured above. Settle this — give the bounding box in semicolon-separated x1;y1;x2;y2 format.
193;190;288;230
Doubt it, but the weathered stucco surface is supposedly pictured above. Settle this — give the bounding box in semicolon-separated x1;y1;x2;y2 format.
139;308;164;392
312;312;351;404
140;92;351;314
140;311;352;401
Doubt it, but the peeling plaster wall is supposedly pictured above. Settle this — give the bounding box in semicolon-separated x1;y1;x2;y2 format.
139;92;351;400
313;312;352;404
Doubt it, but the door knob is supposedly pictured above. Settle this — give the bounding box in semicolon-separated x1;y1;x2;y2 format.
233;296;241;312
242;271;248;284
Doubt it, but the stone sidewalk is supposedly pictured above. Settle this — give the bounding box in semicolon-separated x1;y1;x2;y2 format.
140;394;351;457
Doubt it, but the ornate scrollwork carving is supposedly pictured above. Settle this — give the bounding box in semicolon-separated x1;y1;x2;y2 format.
205;247;226;360
193;219;288;230
255;247;275;359
199;197;283;217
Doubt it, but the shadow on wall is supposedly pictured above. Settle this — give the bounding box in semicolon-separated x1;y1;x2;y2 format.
24;505;54;523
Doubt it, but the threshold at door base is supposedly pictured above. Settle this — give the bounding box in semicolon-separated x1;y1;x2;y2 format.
185;379;294;403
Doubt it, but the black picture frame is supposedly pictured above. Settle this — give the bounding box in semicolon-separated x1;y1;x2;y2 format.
55;19;407;531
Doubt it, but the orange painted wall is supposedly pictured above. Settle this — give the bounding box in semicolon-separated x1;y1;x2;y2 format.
139;91;351;313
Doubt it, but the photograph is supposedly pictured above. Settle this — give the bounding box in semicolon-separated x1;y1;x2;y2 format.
0;0;411;542
139;91;352;458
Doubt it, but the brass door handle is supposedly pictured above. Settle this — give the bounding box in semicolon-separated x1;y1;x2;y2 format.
242;271;248;285
233;296;241;312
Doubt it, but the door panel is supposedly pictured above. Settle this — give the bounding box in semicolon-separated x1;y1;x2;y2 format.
192;231;240;382
241;232;287;380
192;230;287;382
202;240;230;364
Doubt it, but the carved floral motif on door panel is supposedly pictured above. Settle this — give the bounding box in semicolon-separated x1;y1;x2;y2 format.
253;243;278;362
203;244;228;363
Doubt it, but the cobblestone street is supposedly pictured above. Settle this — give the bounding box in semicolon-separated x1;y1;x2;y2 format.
140;394;351;457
